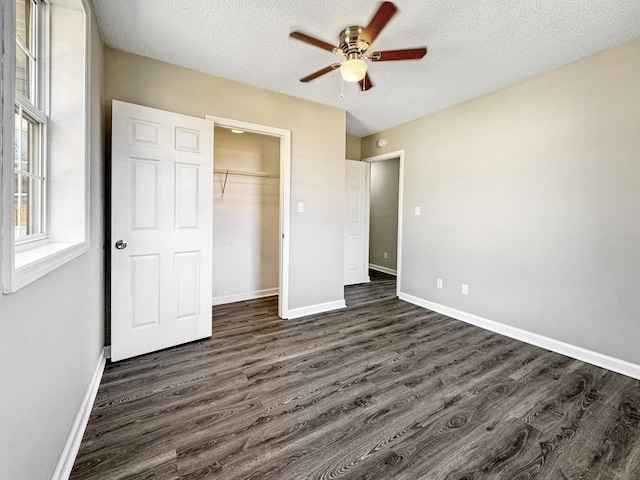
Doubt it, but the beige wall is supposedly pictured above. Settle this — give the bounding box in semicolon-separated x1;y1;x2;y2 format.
369;158;400;271
103;48;346;311
213;127;280;301
346;133;362;160
0;3;105;478
362;38;640;365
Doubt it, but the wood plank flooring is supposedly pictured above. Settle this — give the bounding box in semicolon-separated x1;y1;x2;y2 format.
71;271;640;479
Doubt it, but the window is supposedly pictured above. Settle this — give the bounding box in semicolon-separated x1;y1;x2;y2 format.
14;0;47;245
15;0;37;101
14;105;46;241
2;0;91;292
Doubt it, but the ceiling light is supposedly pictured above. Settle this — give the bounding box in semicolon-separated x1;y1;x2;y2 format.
231;129;245;134
340;57;367;82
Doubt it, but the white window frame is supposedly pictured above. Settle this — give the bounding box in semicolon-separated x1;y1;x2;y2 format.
14;0;50;246
1;0;91;293
14;0;48;245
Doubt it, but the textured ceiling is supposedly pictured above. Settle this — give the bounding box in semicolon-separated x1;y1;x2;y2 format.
92;0;640;137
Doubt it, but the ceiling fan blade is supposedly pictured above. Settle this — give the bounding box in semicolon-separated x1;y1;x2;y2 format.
299;64;340;82
290;31;337;52
359;73;374;91
370;47;427;61
361;2;398;46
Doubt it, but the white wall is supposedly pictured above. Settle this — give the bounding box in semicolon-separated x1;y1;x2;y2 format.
213;127;280;302
362;38;640;367
369;158;399;271
0;2;104;478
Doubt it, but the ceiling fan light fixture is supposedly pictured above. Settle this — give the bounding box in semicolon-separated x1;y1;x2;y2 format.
340;57;367;82
290;2;426;91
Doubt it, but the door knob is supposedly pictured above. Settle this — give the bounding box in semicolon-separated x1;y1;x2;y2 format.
115;240;127;250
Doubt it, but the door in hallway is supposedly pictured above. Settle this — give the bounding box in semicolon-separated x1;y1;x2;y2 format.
344;160;369;285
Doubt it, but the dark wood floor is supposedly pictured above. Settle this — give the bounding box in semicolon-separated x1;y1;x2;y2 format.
72;271;640;479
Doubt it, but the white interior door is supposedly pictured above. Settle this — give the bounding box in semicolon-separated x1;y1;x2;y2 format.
344;160;369;285
111;100;213;362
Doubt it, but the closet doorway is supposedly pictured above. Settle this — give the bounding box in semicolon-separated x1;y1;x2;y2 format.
207;116;291;319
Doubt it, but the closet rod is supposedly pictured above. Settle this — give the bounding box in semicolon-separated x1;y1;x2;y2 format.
215;168;280;196
214;168;279;179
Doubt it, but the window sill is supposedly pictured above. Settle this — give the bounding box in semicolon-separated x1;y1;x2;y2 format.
6;240;89;292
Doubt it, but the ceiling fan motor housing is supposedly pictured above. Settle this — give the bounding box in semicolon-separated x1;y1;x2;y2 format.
340;26;369;56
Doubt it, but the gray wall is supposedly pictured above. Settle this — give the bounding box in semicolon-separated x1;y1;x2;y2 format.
362;38;640;365
0;4;105;479
346;133;362;160
369;158;399;271
103;48;346;312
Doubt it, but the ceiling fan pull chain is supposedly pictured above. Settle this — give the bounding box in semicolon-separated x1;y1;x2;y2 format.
341;77;345;98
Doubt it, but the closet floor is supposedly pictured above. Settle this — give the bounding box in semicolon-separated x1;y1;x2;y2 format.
71;271;640;479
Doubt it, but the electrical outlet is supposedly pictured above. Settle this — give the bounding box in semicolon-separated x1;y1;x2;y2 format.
384;252;388;259
414;206;421;216
437;278;443;289
462;284;469;295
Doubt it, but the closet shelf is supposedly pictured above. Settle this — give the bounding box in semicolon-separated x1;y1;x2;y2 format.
214;168;279;179
215;168;279;196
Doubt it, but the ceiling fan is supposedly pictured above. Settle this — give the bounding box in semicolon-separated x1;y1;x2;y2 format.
290;1;427;91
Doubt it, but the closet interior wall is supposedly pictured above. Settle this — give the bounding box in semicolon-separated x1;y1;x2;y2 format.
212;127;280;304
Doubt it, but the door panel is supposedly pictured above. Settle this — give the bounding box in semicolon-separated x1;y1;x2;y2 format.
131;255;161;327
111;100;213;362
175;251;201;318
175;163;199;228
132;159;159;229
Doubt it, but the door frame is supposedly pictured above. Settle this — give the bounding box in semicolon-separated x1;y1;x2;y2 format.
206;115;291;319
362;150;404;297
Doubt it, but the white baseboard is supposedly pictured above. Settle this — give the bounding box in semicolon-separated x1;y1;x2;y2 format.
399;293;640;381
287;299;347;320
52;349;106;480
212;288;278;306
369;263;397;276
